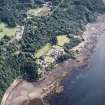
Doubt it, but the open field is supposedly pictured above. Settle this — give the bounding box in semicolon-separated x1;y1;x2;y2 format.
35;43;51;58
57;35;70;46
35;35;70;58
0;22;16;38
27;6;50;17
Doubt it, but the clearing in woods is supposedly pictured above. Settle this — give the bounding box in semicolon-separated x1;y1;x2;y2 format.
0;22;16;38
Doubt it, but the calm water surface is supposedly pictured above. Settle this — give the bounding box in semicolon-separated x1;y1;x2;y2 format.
50;34;105;105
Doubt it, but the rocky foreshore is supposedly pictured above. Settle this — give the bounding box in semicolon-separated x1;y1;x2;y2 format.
1;14;105;105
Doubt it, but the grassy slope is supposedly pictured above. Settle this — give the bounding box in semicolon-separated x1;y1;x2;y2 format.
35;35;70;59
27;6;50;17
35;43;51;58
0;22;16;38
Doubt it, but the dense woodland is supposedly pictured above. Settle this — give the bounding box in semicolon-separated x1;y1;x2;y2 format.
0;0;105;102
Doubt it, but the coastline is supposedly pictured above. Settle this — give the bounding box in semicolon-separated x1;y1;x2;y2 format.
1;14;105;105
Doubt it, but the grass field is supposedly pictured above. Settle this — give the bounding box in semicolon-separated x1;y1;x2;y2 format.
0;22;16;38
35;35;70;59
35;43;51;58
57;35;70;46
27;6;50;17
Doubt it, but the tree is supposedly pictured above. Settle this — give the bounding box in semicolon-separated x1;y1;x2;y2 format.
49;36;57;45
20;61;38;81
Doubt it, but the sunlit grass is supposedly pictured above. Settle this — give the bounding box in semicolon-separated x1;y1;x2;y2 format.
57;35;70;46
35;43;51;58
0;22;16;38
35;35;70;59
27;6;50;17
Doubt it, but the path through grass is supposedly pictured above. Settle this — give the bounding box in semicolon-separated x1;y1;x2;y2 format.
35;43;51;58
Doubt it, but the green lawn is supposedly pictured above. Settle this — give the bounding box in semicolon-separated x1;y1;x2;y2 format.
0;22;16;38
57;35;70;46
35;43;51;58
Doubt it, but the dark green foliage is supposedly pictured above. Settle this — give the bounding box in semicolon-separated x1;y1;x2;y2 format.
0;37;38;101
0;0;16;27
48;36;57;45
0;0;35;26
64;36;81;49
56;51;75;63
20;59;38;81
21;0;105;53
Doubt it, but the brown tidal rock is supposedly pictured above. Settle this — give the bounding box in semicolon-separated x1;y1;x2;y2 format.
14;98;45;105
27;98;44;105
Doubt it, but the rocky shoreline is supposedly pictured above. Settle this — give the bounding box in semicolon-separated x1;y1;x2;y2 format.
1;14;105;105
